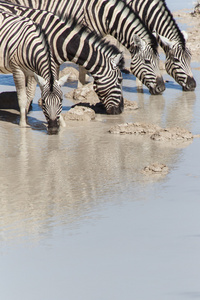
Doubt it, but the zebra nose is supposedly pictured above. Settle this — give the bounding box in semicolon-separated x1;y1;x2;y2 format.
156;76;165;93
149;76;165;95
183;76;196;91
106;99;124;115
48;119;59;135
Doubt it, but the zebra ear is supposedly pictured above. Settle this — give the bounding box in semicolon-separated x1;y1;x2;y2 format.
181;30;188;42
56;74;70;87
111;53;124;68
152;30;157;39
130;34;146;51
34;73;47;87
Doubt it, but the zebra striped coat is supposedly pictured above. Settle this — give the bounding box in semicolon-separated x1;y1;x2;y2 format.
0;10;68;134
5;0;165;95
126;0;196;91
0;2;125;115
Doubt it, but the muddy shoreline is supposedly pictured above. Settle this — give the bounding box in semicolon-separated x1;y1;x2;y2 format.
173;7;200;62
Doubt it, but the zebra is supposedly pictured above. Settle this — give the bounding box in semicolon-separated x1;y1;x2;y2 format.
0;2;125;115
0;9;70;134
4;0;166;95
125;0;196;91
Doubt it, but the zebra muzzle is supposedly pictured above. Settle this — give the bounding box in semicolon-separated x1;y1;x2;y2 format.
149;76;165;95
47;119;60;135
182;76;196;91
106;97;124;115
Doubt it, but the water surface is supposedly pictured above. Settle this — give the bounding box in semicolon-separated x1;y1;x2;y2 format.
1;1;200;299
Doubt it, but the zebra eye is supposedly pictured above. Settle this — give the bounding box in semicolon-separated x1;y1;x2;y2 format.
118;76;123;84
173;57;179;63
93;83;97;91
144;58;151;64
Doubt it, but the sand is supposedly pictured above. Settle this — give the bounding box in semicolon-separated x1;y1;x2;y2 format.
173;5;200;62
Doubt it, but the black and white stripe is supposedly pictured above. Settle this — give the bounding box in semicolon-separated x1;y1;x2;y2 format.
0;2;125;114
126;0;196;91
5;0;165;94
0;9;68;134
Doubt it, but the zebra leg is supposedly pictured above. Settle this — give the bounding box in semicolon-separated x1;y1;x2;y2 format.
12;67;29;127
26;75;37;111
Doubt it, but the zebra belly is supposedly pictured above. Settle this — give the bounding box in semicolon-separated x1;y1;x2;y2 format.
0;53;34;77
0;58;11;74
0;67;11;74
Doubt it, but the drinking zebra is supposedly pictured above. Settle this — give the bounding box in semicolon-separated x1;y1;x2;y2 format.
126;0;196;91
0;2;125;115
5;0;166;94
0;10;70;134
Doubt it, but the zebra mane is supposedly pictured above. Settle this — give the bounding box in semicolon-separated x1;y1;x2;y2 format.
90;33;125;69
141;21;158;54
158;0;186;49
34;23;55;90
112;0;158;54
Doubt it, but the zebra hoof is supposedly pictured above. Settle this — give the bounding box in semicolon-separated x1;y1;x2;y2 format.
19;121;30;128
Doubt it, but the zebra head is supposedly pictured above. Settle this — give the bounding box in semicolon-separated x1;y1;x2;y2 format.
34;74;69;134
129;35;165;95
93;53;124;114
157;32;196;91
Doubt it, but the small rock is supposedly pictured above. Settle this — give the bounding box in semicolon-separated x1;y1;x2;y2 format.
109;122;197;142
63;106;95;121
38;98;42;107
143;163;169;175
65;83;136;112
65;82;97;102
109;122;161;134
59;67;79;82
150;127;193;141
124;99;138;110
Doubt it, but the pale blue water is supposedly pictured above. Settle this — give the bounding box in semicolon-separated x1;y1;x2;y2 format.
1;1;200;300
167;0;194;11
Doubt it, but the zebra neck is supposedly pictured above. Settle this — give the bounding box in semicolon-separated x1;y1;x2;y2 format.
28;36;56;87
57;30;114;75
130;0;185;47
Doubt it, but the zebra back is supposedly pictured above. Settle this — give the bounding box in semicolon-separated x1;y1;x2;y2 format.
127;0;196;91
3;0;157;48
4;0;165;94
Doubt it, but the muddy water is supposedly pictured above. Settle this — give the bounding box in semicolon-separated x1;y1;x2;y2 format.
1;62;200;299
1;4;200;298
